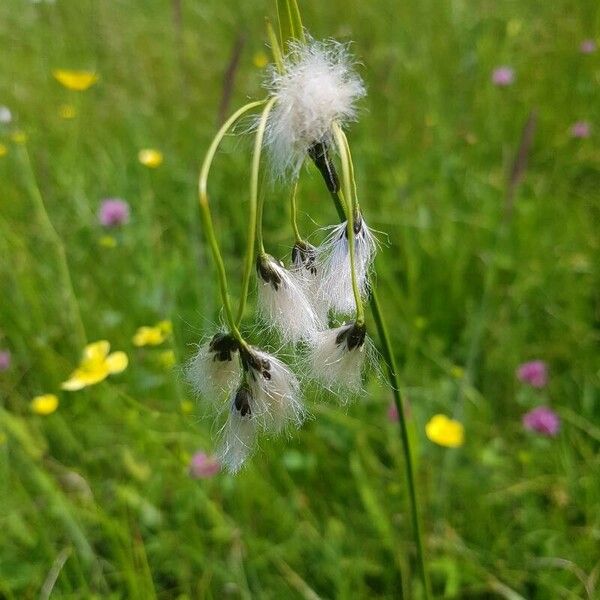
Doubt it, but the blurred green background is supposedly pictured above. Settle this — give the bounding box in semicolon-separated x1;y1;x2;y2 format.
1;0;599;598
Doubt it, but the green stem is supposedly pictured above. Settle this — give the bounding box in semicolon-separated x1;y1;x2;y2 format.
236;97;276;326
332;122;364;326
265;18;284;73
340;128;361;220
289;180;302;242
198;100;265;343
321;141;431;600
369;287;431;599
17;145;87;349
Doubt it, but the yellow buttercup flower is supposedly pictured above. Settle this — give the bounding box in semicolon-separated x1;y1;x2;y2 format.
450;365;464;379
180;400;194;414
11;131;27;144
138;149;163;168
425;414;464;448
133;320;172;347
253;51;269;69
59;104;77;119
61;340;128;391
158;349;176;369
99;235;117;248
31;394;59;415
0;144;7;157
53;69;99;91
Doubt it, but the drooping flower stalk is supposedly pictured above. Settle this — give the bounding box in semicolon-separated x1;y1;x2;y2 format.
236;97;276;326
190;2;431;593
198;99;265;343
317;154;431;598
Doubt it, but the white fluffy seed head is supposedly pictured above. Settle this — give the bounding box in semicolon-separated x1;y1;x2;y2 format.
186;333;241;410
241;346;305;433
218;407;257;474
317;217;377;314
307;322;370;393
264;38;365;177
257;254;324;343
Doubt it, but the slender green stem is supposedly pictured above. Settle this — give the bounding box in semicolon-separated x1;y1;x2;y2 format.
289;180;302;242
332;122;365;326
369;287;431;599
320;138;431;599
265;18;284;73
17;145;87;349
198;99;264;342
253;100;277;258
236;97;276;326
340;128;360;220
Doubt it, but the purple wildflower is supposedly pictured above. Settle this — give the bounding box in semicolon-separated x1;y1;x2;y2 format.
522;406;560;436
492;66;515;87
189;451;220;479
517;360;548;388
570;121;591;139
580;39;597;54
0;350;11;372
98;198;130;228
387;402;399;423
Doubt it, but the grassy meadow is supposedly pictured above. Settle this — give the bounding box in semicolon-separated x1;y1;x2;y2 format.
1;0;599;597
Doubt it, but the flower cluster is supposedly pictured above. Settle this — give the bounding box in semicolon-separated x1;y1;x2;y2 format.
187;37;378;473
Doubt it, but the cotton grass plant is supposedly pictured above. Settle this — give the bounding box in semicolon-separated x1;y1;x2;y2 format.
187;2;430;595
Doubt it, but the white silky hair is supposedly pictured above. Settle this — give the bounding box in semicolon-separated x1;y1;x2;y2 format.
218;409;257;474
245;347;305;433
185;339;241;410
307;324;370;393
290;264;329;328
257;256;324;342
264;38;365;177
317;219;377;314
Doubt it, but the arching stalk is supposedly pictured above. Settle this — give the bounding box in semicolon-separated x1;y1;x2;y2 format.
289;181;302;243
332;122;365;326
237;97;276;325
198;99;265;343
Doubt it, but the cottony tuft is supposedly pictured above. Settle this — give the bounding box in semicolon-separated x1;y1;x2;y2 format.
264;39;365;177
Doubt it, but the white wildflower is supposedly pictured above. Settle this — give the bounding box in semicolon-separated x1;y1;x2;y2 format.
0;106;12;125
257;253;323;342
265;39;365;177
291;240;329;325
240;346;304;433
317;215;377;314
218;388;257;473
186;333;241;409
307;321;370;392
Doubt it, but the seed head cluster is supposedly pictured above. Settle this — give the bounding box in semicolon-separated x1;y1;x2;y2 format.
188;38;380;472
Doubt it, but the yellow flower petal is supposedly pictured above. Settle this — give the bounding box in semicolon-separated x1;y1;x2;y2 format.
31;394;59;415
53;69;99;91
0;144;7;157
138;149;163;168
83;340;110;363
59;104;77;119
11;131;27;144
133;326;166;347
253;51;269;69
450;365;464;379
180;400;194;414
105;351;128;374
158;349;176;369
99;235;117;248
157;320;172;335
61;364;110;390
425;414;464;448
